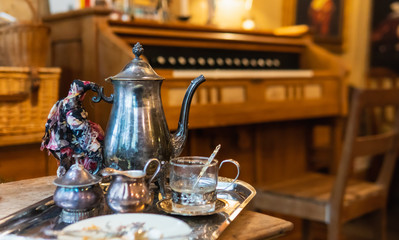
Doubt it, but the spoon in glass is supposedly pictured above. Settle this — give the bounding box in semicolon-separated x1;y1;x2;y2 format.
192;144;221;189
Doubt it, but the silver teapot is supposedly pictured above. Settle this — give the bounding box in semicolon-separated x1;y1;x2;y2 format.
92;43;205;195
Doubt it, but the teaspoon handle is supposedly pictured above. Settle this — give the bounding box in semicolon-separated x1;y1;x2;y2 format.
193;144;221;189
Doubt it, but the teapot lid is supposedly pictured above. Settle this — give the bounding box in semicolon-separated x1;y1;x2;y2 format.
107;42;164;81
53;163;102;188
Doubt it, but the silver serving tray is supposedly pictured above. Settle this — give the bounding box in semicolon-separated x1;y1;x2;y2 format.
0;177;256;240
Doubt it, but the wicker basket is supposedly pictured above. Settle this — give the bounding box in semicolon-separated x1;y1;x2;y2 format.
0;0;50;67
0;66;60;146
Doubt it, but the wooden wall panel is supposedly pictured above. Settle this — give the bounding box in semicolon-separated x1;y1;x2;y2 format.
255;121;308;184
0;144;47;182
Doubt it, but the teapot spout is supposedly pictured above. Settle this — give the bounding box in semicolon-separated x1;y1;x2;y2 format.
171;75;206;157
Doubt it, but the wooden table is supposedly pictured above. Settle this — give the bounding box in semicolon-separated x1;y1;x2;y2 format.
0;176;293;239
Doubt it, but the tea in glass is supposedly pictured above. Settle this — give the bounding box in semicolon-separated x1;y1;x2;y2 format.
169;156;239;214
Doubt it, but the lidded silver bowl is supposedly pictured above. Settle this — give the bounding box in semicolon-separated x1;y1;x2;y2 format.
53;163;103;223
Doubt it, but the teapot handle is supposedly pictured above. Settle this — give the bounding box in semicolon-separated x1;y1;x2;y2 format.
91;84;114;103
143;158;161;183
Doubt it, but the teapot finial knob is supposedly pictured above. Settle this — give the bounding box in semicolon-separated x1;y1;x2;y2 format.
133;42;144;59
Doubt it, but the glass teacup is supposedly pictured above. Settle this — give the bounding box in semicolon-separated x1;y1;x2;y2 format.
169;156;240;214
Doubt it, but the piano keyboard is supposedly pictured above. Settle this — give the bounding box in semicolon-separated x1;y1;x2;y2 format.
172;69;314;79
142;45;301;70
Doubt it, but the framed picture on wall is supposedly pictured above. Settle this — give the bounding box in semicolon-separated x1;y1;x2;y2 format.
369;0;399;73
295;0;344;44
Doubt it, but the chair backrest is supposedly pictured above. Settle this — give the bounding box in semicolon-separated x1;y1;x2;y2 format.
330;88;399;211
367;67;399;89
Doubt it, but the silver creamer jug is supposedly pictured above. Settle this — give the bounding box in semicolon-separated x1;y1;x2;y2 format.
101;158;161;213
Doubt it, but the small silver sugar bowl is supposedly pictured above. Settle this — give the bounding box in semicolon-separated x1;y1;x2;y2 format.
53;163;103;223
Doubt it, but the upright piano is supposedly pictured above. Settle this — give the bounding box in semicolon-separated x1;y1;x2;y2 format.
43;7;347;186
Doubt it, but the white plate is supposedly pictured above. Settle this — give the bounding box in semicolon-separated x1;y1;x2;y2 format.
59;213;191;240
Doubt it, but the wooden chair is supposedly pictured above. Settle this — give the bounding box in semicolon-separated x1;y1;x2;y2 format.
254;88;399;240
